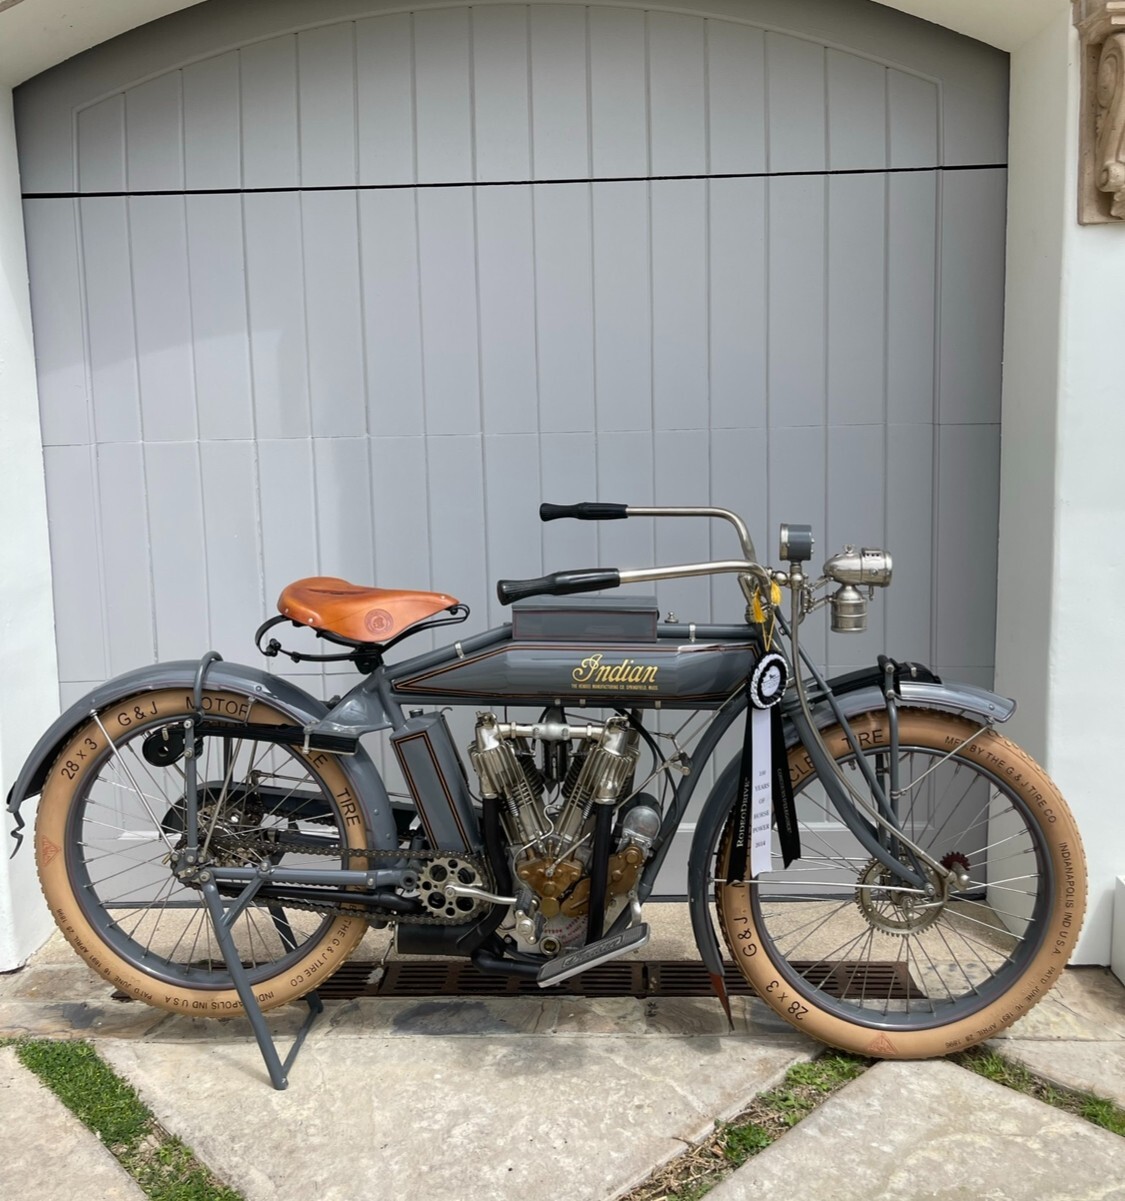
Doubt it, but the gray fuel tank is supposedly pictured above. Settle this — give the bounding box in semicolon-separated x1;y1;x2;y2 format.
390;616;757;710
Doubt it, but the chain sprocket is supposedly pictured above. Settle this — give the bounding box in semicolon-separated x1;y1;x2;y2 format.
855;856;944;936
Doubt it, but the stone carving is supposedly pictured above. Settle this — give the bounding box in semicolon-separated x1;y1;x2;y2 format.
1074;1;1125;222
1096;34;1125;217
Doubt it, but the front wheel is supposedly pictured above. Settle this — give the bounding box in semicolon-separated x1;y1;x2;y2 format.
716;709;1086;1057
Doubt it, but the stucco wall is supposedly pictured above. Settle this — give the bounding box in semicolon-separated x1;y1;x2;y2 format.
1041;13;1125;959
0;84;57;966
873;0;1063;51
995;7;1125;960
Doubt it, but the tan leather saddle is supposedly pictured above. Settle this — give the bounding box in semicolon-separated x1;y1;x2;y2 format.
278;577;460;644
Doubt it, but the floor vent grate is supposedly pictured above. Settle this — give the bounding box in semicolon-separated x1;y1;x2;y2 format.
304;959;924;1000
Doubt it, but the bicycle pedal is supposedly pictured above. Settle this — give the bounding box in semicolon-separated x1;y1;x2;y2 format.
536;922;650;988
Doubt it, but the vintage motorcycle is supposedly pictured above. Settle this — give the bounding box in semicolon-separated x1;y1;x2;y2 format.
7;503;1086;1087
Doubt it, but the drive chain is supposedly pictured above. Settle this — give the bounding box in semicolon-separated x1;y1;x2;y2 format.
209;831;491;926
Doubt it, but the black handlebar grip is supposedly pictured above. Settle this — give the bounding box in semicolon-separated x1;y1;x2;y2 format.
496;568;622;606
539;502;629;522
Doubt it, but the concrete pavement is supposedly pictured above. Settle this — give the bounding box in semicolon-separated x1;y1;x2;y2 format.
1;906;1123;1201
0;1045;145;1201
98;1027;813;1201
708;1059;1125;1201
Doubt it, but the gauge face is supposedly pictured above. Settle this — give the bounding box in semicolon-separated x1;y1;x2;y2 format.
778;522;814;563
750;652;788;708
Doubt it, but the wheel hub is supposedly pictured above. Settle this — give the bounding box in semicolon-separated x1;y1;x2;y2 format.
164;793;272;876
855;856;947;936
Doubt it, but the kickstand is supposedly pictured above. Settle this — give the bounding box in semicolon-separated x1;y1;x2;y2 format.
200;878;324;1090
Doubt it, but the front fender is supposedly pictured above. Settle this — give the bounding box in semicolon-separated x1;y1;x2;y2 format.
824;677;1015;725
6;659;397;853
685;674;1016;983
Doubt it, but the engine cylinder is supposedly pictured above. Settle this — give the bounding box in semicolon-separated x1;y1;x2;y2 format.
469;713;548;849
552;718;639;847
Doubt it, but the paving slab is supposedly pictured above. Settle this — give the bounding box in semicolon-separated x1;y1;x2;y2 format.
0;1046;145;1201
0;998;166;1040
990;1040;1125;1108
0;905;799;1044
996;967;1125;1043
708;1059;1125;1201
99;1031;815;1201
985;965;1125;1105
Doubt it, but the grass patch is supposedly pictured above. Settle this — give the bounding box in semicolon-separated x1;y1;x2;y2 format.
954;1047;1125;1138
624;1053;868;1201
12;1039;242;1201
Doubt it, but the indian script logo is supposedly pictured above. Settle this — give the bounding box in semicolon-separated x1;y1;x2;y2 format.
571;653;659;692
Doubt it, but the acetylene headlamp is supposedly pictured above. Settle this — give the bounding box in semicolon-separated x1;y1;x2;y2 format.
822;546;894;633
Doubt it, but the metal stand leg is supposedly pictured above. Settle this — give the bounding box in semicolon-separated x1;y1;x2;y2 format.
188;651;322;1089
200;879;323;1090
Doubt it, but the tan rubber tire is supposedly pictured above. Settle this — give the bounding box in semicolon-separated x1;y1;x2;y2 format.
716;709;1086;1059
35;688;370;1017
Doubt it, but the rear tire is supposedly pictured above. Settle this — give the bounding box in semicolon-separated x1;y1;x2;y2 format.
36;688;372;1016
716;709;1085;1058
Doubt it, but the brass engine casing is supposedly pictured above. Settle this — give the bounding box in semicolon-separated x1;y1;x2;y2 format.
516;845;645;917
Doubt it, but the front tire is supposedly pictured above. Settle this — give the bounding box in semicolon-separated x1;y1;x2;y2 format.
716;709;1086;1058
35;688;372;1016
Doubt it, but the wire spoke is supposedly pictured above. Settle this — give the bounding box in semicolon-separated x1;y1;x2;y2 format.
969;874;1039;888
767;899;857;959
140;873;183;955
930;922;984;996
966;882;1038;897
75;843;166;868
914;935;955;1005
954;899;1035;927
935;914;1019;957
965;828;1033;861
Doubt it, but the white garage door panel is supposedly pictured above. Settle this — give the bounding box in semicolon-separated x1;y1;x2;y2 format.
15;1;1009;193
186;194;254;440
22;178;1003;664
42;10;955;194
20;199;85;444
17;0;1009;893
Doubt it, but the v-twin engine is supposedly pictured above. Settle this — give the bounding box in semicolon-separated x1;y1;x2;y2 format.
468;712;656;933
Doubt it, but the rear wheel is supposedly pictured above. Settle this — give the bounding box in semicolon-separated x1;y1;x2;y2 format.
716;709;1085;1057
35;689;373;1016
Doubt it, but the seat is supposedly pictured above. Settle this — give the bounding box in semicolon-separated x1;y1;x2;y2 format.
278;577;461;644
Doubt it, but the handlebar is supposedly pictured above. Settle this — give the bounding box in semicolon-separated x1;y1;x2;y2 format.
496;568;622;606
539;502;628;522
496;560;773;605
500;503;780;605
539;500;758;562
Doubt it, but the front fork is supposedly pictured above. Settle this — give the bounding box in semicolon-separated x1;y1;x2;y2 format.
781;577;948;896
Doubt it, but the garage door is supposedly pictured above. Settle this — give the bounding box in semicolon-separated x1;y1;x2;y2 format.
16;0;1008;888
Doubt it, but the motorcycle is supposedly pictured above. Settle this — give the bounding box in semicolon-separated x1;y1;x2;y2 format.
7;502;1086;1087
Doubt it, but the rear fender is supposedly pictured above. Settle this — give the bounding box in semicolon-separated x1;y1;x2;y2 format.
6;660;397;853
